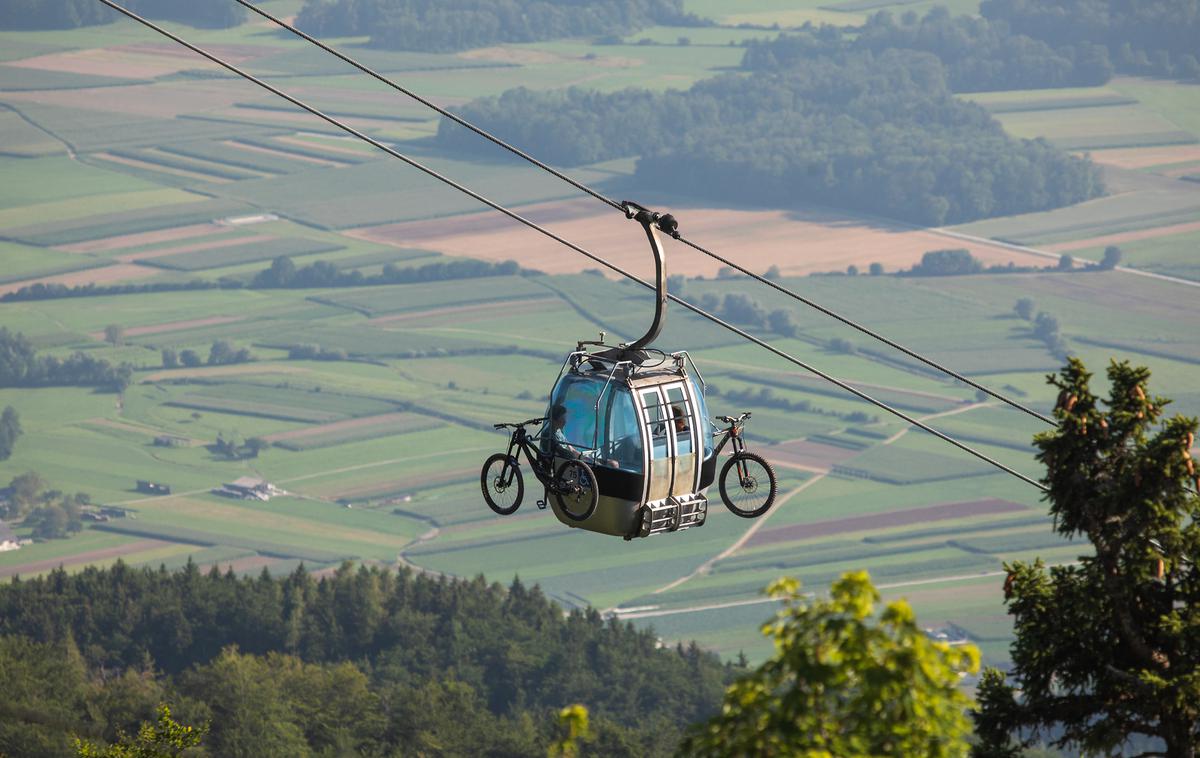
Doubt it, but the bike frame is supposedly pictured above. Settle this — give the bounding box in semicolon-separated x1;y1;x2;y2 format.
712;418;752;480
501;424;558;490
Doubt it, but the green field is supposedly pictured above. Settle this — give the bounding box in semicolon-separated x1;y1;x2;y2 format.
142;237;342;271
0;11;1195;672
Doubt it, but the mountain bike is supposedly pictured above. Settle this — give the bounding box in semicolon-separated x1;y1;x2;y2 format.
481;417;599;522
712;412;777;518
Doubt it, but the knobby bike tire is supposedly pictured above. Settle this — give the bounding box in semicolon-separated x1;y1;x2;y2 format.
719;452;777;518
554;459;599;522
482;453;524;515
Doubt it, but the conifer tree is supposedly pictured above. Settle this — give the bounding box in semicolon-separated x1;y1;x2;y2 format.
973;359;1200;757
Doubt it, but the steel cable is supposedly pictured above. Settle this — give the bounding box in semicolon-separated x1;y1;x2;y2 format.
97;0;1048;491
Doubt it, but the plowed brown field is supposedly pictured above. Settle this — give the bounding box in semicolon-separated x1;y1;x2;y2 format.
349;199;1052;279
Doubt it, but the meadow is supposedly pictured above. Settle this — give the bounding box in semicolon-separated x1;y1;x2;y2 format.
1;3;1198;669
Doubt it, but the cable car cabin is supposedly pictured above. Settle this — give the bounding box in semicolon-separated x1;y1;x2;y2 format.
544;347;715;538
482;202;776;538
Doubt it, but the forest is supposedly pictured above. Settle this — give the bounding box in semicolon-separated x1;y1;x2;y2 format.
742;7;1116;92
0;562;732;756
441;50;1104;225
294;0;702;52
0;0;244;30
981;0;1200;80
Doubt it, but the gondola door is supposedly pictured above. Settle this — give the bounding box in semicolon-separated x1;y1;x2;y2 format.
635;382;701;504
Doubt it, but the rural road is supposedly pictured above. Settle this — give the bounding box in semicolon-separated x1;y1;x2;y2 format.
934;227;1200;289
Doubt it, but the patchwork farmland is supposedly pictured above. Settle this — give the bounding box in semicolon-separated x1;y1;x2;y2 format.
1;1;1198;672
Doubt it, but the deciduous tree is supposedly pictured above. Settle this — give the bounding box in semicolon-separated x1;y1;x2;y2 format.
0;405;20;460
680;571;979;757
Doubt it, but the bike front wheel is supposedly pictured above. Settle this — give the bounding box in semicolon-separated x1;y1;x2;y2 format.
482;453;524;515
554;459;599;522
719;452;777;518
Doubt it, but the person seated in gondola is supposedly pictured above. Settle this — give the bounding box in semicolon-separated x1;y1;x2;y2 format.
548;403;578;459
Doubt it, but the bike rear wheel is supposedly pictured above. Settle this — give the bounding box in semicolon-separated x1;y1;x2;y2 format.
482;453;524;515
554;459;598;522
719;452;776;518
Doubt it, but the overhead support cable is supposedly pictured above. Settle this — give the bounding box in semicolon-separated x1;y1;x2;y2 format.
229;0;1056;428
97;0;1047;492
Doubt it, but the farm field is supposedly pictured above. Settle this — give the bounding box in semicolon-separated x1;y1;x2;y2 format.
0;6;1196;672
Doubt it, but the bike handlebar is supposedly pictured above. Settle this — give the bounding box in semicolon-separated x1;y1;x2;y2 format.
493;417;546;430
716;412;752;425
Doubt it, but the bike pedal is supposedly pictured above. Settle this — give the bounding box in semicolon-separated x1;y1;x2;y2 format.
536;499;547;510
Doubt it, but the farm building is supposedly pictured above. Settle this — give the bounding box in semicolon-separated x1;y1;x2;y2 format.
137;480;171;495
213;476;280;501
0;520;20;552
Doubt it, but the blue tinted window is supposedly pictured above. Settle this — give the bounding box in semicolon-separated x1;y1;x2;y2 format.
547;373;643;472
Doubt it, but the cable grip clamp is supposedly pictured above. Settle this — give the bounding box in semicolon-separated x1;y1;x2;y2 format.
621;200;680;239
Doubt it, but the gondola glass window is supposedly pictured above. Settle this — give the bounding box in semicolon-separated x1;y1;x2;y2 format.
684;376;713;458
548;373;644;473
666;386;693;456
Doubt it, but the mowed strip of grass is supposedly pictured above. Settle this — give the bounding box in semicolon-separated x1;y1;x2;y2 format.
5;197;254;246
165;381;398;424
0;241;109;285
270;412;443;451
0;154;169;210
141;237;342;271
951;190;1200;245
0;109;62;157
311;276;551;317
0;64;145;90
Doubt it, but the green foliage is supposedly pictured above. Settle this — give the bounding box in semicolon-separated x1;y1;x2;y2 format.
973;359;1200;756
1100;244;1122;270
680;571;979;757
0;405;20;461
0;0;244;30
981;0;1200;80
75;705;205;758
905;249;985;276
743;8;1113;92
0;328;132;392
205;340;252;367
0;635;91;756
295;0;701;52
444;51;1103;225
548;704;591;758
0;563;732;754
251;254;524;289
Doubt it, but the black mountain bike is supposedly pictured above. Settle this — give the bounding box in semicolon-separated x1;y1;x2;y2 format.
713;412;777;518
481;417;599;521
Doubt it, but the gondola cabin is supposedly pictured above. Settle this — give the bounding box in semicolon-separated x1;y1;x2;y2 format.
544;346;715;537
482;202;776;539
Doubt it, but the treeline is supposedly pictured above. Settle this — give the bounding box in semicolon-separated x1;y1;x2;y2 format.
251;255;524;288
743;7;1114;91
899;247;1122;276
982;0;1200;80
295;0;702;52
442;51;1103;225
0;562;732;756
1;256;529;302
0;328;131;392
0;0;243;31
